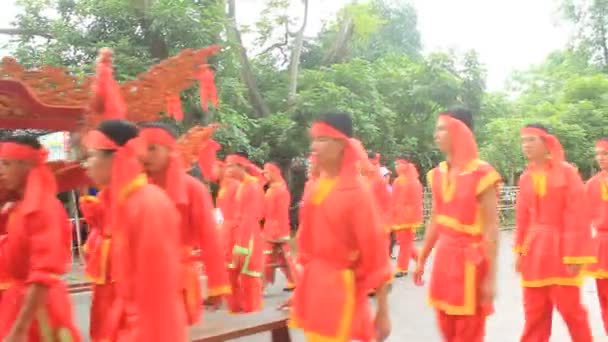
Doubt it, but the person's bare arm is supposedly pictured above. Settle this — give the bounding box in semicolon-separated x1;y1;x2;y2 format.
479;185;499;299
418;209;438;264
10;284;48;334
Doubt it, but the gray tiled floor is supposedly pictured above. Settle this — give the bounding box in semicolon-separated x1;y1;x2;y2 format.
70;231;608;341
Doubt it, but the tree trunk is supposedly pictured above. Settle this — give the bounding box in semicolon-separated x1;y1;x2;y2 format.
226;0;271;118
286;0;309;112
322;0;357;65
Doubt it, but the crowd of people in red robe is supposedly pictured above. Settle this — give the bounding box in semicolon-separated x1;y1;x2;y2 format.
1;95;608;342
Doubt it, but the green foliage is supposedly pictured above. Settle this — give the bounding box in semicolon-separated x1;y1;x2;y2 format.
6;0;608;193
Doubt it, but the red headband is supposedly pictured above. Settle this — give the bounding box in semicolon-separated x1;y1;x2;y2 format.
225;154;250;168
0;143;55;215
439;113;479;168
310;122;348;140
264;163;282;179
84;129;147;227
0;143;48;165
309;121;368;179
520;126;564;163
596;140;608;151
139;127;176;147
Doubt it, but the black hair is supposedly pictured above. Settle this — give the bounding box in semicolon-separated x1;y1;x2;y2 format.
138;121;178;139
96;120;139;147
600;137;608;142
524;123;550;134
3;135;42;149
233;151;249;160
317;112;353;138
445;107;473;130
367;151;376;160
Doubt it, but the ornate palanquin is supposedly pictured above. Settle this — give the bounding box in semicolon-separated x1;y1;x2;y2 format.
0;46;222;191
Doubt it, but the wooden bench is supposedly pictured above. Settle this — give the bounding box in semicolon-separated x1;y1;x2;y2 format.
190;309;291;342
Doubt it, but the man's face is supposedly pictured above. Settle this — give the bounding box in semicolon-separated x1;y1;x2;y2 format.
0;159;29;191
84;149;113;187
434;116;451;153
396;163;407;176
263;169;273;183
521;134;546;161
225;163;243;179
596;147;608;171
212;163;224;180
310;136;345;169
141;143;170;174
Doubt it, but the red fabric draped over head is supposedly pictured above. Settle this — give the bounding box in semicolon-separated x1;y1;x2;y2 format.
309;122;367;179
520;125;566;185
439;112;479;168
521;126;565;165
139;126;186;204
225;154;263;182
597;139;608;151
395;159;419;180
197;139;221;181
93;48;126;120
264;163;284;184
0;142;55;215
84;129;146;225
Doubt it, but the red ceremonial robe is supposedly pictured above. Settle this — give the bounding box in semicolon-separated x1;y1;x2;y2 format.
80;192;116;342
217;178;239;263
515;162;594;342
0;198;80;341
263;180;296;288
106;176;187;342
226;175;265;313
391;172;423;273
0;203;15;301
150;173;230;324
291;175;392;342
585;171;608;335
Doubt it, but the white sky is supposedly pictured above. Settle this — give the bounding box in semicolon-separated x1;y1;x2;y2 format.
0;0;570;91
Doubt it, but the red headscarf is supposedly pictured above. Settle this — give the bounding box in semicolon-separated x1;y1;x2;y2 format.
0;143;55;215
92;48;126;120
84;130;146;227
225;154;264;183
139;127;187;204
264;162;284;184
395;159;419;180
598;139;608;151
309;122;367;179
520;126;566;185
197;139;221;181
520;126;565;165
439;113;478;169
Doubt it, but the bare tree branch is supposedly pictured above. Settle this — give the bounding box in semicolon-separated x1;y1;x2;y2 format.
256;21;290;58
286;0;309;112
0;28;53;39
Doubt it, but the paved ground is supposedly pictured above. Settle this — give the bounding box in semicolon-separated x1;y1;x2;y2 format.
69;231;608;341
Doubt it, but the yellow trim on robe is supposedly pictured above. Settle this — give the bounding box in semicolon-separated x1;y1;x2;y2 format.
531;171;546;197
290;270;355;342
392;222;422;231
80;195;100;203
436;214;482;236
119;174;147;202
428;260;476;315
476;170;502;196
585;269;608;279
312;178;337;205
521;275;584;288
207;285;232;297
563;256;597;264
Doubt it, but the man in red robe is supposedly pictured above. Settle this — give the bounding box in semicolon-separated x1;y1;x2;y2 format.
515;123;594;342
224;153;265;313
80;190;117;342
0;135;80;342
139;123;230;323
83;119;186;341
213;160;240;269
262;162;296;291
291;112;392;342
391;159;422;277
413;108;500;341
585;137;608;335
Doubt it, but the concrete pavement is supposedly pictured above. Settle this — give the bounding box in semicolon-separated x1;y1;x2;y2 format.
69;231;607;341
